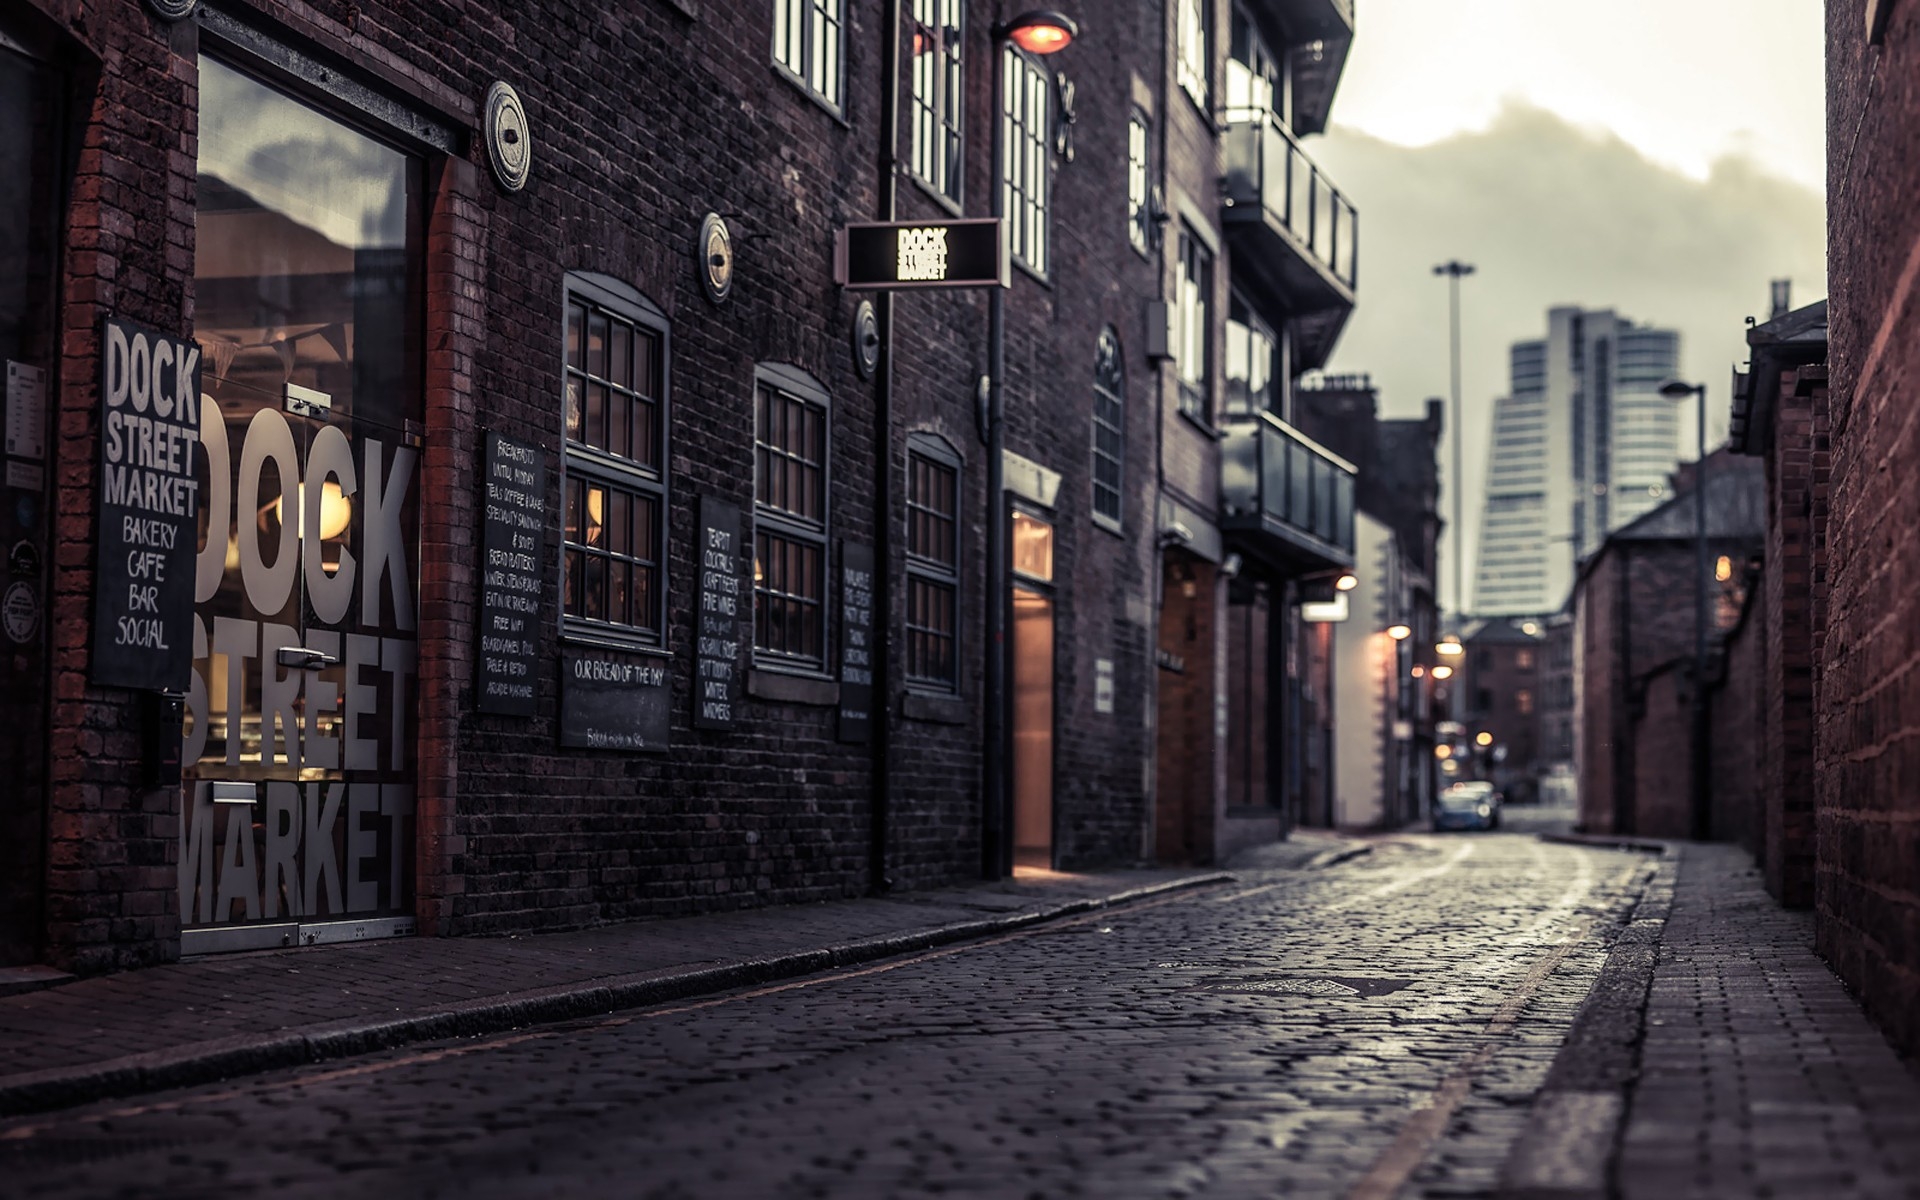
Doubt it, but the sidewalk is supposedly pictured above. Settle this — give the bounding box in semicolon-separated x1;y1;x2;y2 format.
0;855;1300;1118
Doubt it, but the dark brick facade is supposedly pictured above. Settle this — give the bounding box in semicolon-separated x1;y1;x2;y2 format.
4;0;1185;970
1820;0;1920;1056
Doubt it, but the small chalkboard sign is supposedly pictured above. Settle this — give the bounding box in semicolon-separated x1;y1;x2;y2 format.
693;495;744;730
476;432;547;715
837;540;874;744
560;648;670;752
90;315;201;691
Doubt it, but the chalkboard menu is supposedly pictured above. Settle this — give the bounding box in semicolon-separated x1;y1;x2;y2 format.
476;432;547;715
560;649;671;751
90;315;201;691
837;541;874;744
693;495;743;730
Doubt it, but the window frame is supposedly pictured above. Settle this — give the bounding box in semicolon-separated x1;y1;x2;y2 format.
1176;0;1211;114
752;364;834;675
909;0;965;207
904;433;963;694
1176;227;1213;424
558;272;672;653
772;0;847;116
1001;43;1052;276
1091;328;1126;533
1126;110;1152;258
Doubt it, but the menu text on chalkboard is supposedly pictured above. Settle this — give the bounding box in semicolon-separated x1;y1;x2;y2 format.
837;541;874;744
693;495;743;730
90;315;201;691
477;432;547;715
560;649;671;751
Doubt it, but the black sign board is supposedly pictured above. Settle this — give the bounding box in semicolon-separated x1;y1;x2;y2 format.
835;218;1008;290
693;495;744;730
837;541;875;744
560;649;670;752
476;432;547;715
90;315;201;691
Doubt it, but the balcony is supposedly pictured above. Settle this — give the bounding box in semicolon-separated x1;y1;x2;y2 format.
1223;111;1357;369
1221;411;1357;574
1248;0;1354;135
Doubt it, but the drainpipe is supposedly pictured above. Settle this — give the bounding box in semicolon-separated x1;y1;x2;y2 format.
870;0;901;894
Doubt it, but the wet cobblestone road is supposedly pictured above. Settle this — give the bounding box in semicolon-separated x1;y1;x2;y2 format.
1;827;1646;1199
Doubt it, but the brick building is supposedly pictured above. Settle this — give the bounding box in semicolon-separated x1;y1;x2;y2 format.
1457;618;1543;804
1570;450;1763;837
0;0;1366;973
1815;0;1920;1055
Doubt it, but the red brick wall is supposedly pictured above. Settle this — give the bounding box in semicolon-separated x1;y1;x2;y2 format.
1709;584;1764;856
1820;0;1920;1056
1155;556;1217;863
1632;665;1691;839
1760;368;1822;906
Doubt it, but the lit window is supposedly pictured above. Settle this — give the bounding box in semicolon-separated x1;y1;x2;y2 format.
910;0;963;202
1092;329;1125;529
562;276;670;645
1516;689;1534;715
754;370;832;670
1715;554;1732;582
1002;45;1051;273
906;437;961;690
773;0;844;111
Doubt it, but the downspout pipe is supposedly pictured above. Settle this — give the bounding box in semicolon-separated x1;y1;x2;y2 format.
870;0;901;894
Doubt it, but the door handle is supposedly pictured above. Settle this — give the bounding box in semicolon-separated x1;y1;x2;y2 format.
276;646;341;671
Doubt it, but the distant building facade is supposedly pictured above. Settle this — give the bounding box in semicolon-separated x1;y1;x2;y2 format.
1475;308;1681;616
1458;619;1544;804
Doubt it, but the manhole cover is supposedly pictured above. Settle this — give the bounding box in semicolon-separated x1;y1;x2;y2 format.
1193;976;1415;998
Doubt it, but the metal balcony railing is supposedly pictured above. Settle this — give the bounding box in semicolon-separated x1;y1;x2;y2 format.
1221;411;1356;562
1223;110;1358;291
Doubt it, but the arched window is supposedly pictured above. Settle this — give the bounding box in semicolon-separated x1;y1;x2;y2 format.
1091;329;1125;530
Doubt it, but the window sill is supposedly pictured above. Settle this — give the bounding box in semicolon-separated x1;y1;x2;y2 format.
901;691;969;725
1092;512;1126;539
561;624;670;657
1012;257;1053;289
1177;407;1220;440
770;63;850;129
748;668;840;707
909;173;966;218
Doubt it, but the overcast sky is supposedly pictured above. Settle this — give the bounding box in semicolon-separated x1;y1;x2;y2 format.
1310;0;1827;614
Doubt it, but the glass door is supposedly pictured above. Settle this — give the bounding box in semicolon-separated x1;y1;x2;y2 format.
179;57;422;954
1009;511;1056;870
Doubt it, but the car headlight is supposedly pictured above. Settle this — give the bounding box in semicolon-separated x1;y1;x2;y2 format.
1476;804;1491;818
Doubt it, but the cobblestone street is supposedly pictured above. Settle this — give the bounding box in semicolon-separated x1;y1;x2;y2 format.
0;831;1651;1199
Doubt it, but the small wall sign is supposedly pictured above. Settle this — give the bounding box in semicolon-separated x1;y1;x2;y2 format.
837;541;874;744
835;218;1008;290
693;495;744;730
90;316;201;691
560;649;670;752
476;432;547;715
1094;658;1115;714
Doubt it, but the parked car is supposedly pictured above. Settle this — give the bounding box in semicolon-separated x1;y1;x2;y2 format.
1432;781;1501;832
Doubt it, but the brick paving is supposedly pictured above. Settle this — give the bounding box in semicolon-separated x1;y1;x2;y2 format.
1618;842;1920;1199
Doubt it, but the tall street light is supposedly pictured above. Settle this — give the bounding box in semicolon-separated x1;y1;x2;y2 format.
1432;261;1474;652
1659;377;1710;842
983;10;1077;879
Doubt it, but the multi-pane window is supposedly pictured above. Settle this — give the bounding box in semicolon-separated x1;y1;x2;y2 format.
773;0;844;111
1177;228;1212;421
910;0;963;203
563;276;668;645
754;374;830;670
905;438;961;690
1092;329;1125;529
1225;294;1277;418
1176;0;1209;110
1127;113;1151;255
1002;45;1051;273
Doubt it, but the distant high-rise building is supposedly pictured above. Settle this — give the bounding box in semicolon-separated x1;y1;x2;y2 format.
1473;307;1680;616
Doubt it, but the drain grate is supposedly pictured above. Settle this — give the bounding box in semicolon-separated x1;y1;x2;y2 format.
1191;976;1415;998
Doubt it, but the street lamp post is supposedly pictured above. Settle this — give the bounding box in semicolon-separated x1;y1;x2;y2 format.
1433;261;1475;636
983;11;1077;879
1659;378;1710;841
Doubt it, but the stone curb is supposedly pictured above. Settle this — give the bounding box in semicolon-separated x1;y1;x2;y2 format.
1497;840;1681;1199
0;871;1233;1120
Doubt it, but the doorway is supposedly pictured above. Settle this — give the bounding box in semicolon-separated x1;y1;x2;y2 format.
1009;510;1055;870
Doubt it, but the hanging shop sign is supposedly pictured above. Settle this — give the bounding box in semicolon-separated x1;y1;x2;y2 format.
560;648;670;751
837;541;874;744
91;316;201;691
476;432;547;716
834;218;1008;290
693;495;743;731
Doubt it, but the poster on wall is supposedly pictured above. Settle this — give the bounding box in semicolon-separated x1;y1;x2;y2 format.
837;541;874;744
476;432;547;715
693;495;743;730
90;315;201;691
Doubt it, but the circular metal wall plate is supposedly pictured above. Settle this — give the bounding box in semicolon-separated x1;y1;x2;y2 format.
851;300;879;379
484;81;531;193
699;213;734;305
146;0;199;19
